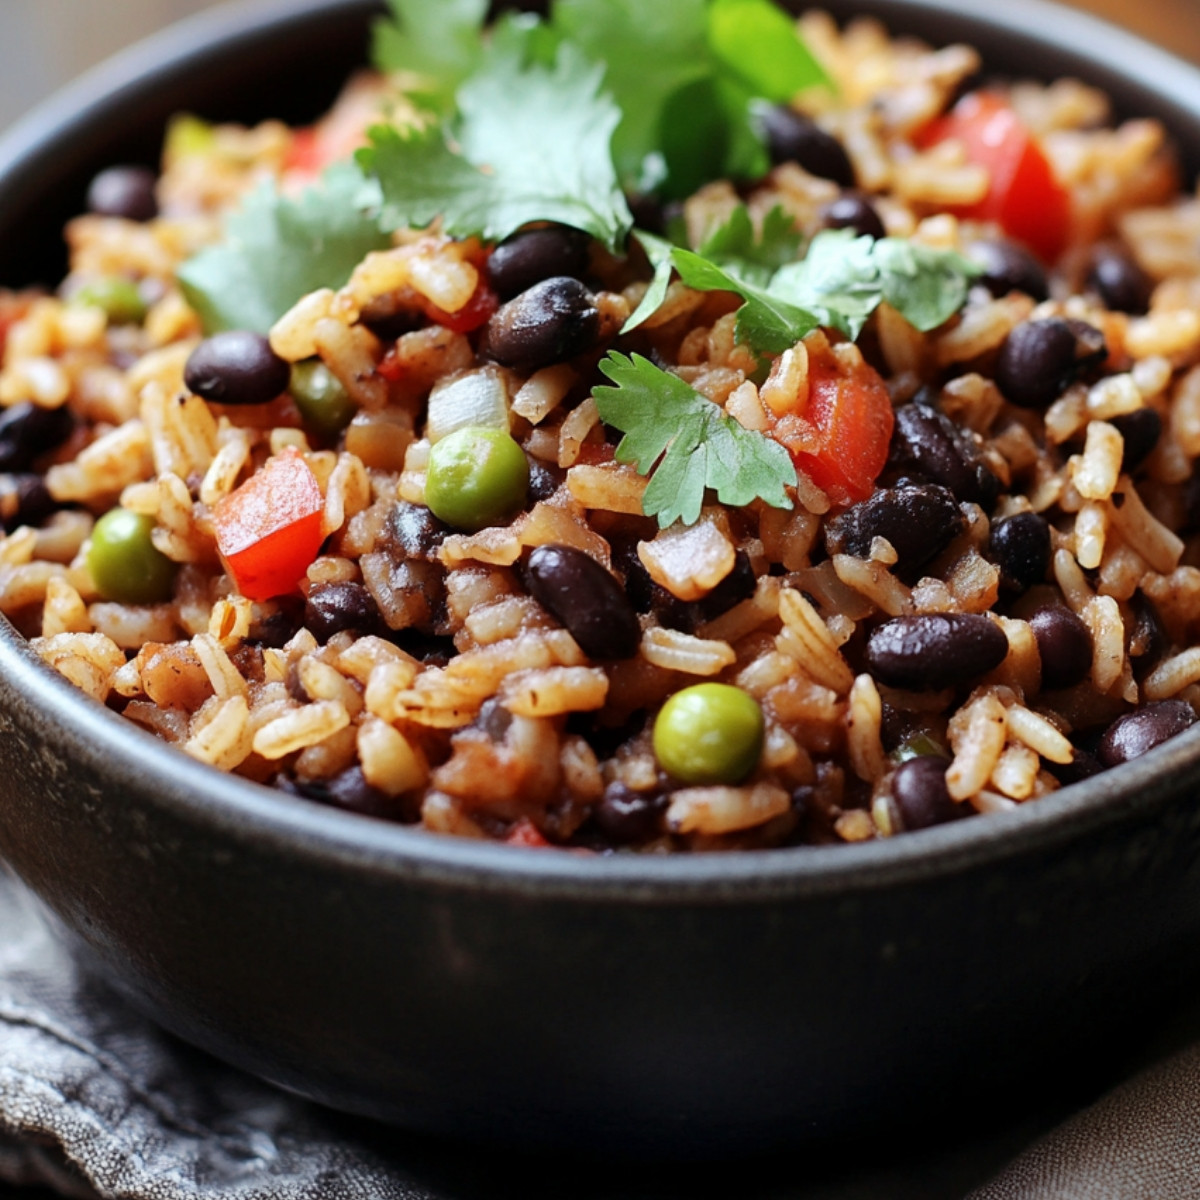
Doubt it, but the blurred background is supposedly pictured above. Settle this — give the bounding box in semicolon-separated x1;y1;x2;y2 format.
0;0;1197;132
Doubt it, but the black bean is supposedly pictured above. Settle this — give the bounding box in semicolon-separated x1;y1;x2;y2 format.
481;277;601;373
989;512;1051;594
279;766;409;821
1044;747;1104;787
994;318;1107;410
890;402;999;508
86;165;158;222
526;544;640;660
759;106;855;186
357;292;423;341
964;239;1049;302
0;401;75;472
1098;700;1197;767
184;331;291;406
594;782;666;843
890;756;958;830
819;193;885;240
1087;245;1153;315
865;613;1008;690
305;582;382;642
385;502;450;562
0;474;54;531
527;457;565;503
485;225;592;300
249;599;305;648
1127;593;1167;682
1029;604;1093;690
1108;407;1161;474
825;482;965;581
693;550;757;623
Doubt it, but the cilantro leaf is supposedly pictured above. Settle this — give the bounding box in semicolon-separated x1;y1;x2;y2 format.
551;0;710;193
593;352;796;528
622;230;676;333
371;0;488;111
706;0;831;101
672;249;818;355
359;41;632;252
697;203;802;284
177;163;392;336
771;229;982;339
667;229;980;352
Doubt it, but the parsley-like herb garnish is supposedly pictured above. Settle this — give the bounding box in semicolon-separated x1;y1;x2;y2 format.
554;0;828;198
593;352;796;528
359;40;632;252
177;163;393;335
371;0;489;111
672;227;982;353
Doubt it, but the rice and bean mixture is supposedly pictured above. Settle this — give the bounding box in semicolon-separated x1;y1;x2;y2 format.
6;8;1200;851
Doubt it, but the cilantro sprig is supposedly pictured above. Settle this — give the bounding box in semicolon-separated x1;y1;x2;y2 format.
177;163;392;335
360;40;632;252
657;219;981;353
593;352;796;528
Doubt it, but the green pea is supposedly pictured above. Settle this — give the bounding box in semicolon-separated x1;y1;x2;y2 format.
424;426;529;532
87;508;177;604
72;277;147;325
290;359;356;440
653;683;765;786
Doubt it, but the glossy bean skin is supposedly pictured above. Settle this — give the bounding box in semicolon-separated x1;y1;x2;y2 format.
385;502;450;562
278;766;409;822
819;194;885;240
1127;594;1167;682
594;782;666;843
989;512;1051;594
1108;408;1161;474
86;165;158;222
759;106;855;186
0;474;55;532
890;756;959;830
964;239;1048;301
824;482;965;581
994;318;1107;410
305;582;383;642
526;544;641;660
1087;245;1153;314
865;613;1009;690
0;401;75;472
481;277;600;373
1098;700;1197;767
485;225;592;299
889;402;999;508
184;331;292;406
1028;605;1093;690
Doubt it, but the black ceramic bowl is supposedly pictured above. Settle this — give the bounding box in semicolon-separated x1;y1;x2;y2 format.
2;0;1200;1159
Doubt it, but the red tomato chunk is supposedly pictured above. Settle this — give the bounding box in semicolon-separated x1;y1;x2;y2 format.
918;91;1071;262
214;447;325;601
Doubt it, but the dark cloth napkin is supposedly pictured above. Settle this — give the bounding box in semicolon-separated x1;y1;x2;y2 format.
2;861;1200;1200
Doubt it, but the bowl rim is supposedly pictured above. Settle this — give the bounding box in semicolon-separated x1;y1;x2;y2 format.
2;0;1200;902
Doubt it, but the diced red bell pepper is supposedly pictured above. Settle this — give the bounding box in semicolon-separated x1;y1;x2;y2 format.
918;91;1071;262
213;447;325;601
767;348;894;508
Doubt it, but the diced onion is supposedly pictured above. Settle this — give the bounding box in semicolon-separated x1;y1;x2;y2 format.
426;367;510;443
